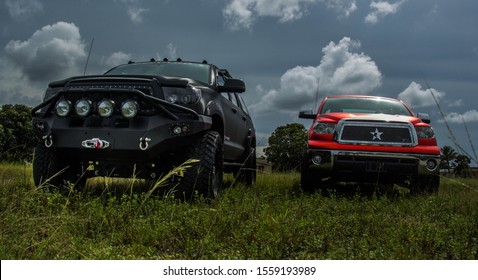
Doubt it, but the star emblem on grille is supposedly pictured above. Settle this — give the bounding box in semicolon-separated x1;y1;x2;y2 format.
370;128;383;140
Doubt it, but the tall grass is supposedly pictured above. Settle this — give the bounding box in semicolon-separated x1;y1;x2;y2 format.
1;163;477;259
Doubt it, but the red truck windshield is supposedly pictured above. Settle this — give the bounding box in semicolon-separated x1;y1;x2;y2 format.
320;97;412;116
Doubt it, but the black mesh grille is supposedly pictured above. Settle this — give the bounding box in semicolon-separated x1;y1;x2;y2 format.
337;120;415;146
341;126;412;144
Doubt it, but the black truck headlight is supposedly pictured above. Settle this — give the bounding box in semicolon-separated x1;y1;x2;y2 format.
98;99;115;118
121;100;139;119
75;98;92;117
55;100;71;117
163;86;201;105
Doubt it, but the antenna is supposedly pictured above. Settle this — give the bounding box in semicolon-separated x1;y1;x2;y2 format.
83;37;94;75
461;115;478;165
423;75;477;165
314;78;320;113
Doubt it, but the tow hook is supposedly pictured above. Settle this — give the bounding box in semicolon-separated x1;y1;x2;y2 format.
139;137;151;150
43;134;53;148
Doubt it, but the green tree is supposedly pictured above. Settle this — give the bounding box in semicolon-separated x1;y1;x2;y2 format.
0;104;36;162
440;145;458;175
454;154;472;177
264;123;307;172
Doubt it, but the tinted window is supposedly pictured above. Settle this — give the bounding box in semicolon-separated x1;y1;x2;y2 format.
237;95;250;115
229;93;240;108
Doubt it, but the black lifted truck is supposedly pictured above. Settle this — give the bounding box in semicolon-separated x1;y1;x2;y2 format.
31;59;256;199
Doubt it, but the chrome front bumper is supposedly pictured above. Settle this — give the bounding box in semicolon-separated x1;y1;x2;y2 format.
305;149;440;176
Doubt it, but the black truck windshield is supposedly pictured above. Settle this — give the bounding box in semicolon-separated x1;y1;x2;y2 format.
105;62;211;84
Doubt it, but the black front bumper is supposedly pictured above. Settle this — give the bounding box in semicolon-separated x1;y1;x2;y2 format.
33;113;212;161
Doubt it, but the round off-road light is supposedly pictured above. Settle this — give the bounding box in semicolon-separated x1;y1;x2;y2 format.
180;95;191;104
75;98;92;117
312;154;323;165
167;94;178;104
426;159;438;171
121;100;139;119
98;99;115;118
55;100;71;117
172;125;182;135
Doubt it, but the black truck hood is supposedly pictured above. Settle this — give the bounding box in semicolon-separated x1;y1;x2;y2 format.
48;74;197;88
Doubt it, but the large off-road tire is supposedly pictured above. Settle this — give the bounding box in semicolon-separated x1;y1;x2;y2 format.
33;143;84;191
410;175;440;195
235;147;257;186
33;143;68;189
177;131;223;201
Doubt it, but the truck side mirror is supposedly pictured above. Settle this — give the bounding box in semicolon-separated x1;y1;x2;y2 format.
218;79;246;93
299;110;316;119
417;113;431;124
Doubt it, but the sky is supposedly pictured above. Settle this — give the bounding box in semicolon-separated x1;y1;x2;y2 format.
0;0;477;165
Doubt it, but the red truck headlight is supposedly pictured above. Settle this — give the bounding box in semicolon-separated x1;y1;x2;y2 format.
313;122;336;135
416;126;435;139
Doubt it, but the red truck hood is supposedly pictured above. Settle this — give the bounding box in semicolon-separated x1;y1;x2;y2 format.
318;113;426;126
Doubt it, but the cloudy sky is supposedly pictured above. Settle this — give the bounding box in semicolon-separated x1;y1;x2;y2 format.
1;0;477;163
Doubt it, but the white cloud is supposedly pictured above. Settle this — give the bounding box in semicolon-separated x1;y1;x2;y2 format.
223;0;357;30
166;43;177;59
250;37;382;115
127;6;149;24
101;51;132;69
447;99;463;108
318;37;382;93
324;0;357;18
365;0;405;25
0;22;87;105
441;110;478;124
4;22;87;82
5;22;86;81
116;0;149;24
397;81;445;108
5;0;43;20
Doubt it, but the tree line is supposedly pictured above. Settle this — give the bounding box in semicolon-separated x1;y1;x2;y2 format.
0;104;474;177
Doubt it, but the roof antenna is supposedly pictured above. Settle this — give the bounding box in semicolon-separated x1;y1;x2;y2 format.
461;115;478;165
314;78;320;113
83;37;94;75
423;74;477;164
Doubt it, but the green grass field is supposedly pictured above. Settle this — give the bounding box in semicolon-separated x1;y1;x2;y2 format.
1;163;477;259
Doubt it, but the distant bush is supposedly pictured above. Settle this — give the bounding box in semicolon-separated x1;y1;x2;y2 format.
0;104;36;162
264;123;307;172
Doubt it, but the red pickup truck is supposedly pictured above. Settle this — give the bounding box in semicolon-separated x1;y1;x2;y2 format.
299;95;441;194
